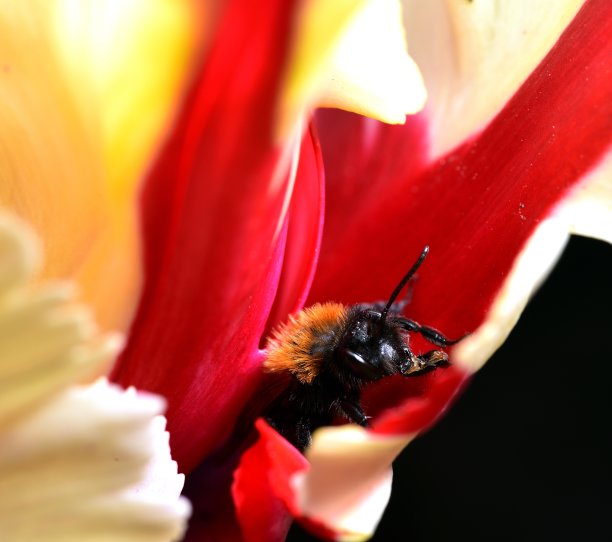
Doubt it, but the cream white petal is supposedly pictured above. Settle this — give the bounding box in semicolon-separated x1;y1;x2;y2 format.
0;381;190;542
0;213;41;295
403;0;585;157
130;415;186;501
554;150;612;244
0;213;117;427
294;425;412;540
2;496;191;542
0;212;189;539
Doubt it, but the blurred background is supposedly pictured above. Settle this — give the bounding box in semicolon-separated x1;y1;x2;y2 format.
289;235;612;541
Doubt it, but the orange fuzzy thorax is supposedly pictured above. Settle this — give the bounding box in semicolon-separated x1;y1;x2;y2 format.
264;303;348;384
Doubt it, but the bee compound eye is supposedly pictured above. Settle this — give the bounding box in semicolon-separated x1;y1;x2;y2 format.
344;349;366;366
340;349;380;380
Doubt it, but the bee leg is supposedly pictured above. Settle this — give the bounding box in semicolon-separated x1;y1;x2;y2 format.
401;350;448;376
419;350;449;368
338;397;369;427
395;318;465;347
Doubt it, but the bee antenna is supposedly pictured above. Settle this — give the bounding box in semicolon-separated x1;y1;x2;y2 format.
380;246;429;323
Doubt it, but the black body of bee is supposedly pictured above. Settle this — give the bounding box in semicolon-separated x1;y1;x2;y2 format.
264;246;463;451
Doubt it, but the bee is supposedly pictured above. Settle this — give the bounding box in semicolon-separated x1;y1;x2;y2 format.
264;246;464;451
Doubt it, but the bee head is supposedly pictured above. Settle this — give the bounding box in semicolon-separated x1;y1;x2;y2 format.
336;246;430;382
338;308;408;381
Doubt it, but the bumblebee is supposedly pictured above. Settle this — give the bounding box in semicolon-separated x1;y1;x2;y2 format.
264;246;464;451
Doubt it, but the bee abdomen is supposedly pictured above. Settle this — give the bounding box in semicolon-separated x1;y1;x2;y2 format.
264;303;348;384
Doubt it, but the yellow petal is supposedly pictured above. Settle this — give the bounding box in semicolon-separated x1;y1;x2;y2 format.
52;0;199;202
280;0;426;137
318;0;427;124
0;5;106;296
0;1;198;331
404;0;585;156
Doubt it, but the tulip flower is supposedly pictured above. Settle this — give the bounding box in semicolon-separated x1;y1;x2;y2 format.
3;0;610;541
108;0;612;540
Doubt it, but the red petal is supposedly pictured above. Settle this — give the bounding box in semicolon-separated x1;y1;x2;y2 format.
308;0;612;425
313;111;429;257
233;420;338;542
112;0;302;471
232;422;301;542
263;123;326;337
366;365;469;434
200;125;325;532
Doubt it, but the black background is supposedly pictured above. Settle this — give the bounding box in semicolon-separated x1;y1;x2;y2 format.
288;236;612;542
